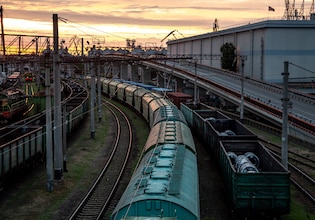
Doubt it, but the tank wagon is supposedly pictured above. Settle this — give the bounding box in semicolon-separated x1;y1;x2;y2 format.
99;78;199;220
180;103;290;218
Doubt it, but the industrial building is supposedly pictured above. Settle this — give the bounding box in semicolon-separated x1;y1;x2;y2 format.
167;20;315;83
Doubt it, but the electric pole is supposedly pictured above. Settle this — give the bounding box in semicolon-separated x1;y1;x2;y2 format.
45;49;53;191
53;14;63;180
240;59;245;123
90;61;96;139
281;61;289;169
97;58;102;122
0;6;5;55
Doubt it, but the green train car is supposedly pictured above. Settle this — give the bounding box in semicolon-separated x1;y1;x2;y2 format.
220;140;290;217
180;103;290;218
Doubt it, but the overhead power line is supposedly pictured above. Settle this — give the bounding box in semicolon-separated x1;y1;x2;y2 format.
289;62;315;75
58;16;126;40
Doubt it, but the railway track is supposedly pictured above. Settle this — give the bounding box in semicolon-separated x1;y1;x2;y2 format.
0;79;89;191
260;139;315;210
69;99;133;220
262;140;315;172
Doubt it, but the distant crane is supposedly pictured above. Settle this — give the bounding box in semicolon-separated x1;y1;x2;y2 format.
282;0;315;20
68;35;82;55
22;37;39;54
310;0;315;15
161;30;185;43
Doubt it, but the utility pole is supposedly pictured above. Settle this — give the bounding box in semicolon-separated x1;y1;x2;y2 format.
90;61;96;139
240;59;245;123
81;38;84;56
194;61;197;105
97;58;102;122
63;104;67;172
53;14;63;180
45;50;53;192
0;6;5;55
281;61;289;169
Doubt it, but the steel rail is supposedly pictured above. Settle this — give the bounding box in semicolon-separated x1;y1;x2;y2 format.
68;99;133;219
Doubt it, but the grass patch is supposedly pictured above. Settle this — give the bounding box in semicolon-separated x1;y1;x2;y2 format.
281;186;315;220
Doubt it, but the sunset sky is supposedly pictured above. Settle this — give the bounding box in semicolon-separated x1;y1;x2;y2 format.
1;0;313;48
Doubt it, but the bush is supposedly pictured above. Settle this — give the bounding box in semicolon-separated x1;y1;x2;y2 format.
220;42;236;72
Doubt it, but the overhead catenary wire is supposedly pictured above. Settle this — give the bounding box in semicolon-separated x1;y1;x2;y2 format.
0;86;89;140
0;102;94;158
289;62;315;76
58;16;128;40
0;98;95;151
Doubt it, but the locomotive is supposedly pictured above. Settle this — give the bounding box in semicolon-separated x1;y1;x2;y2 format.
0;88;27;120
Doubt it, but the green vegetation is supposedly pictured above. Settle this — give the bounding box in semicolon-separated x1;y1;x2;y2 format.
282;186;315;220
220;42;236;72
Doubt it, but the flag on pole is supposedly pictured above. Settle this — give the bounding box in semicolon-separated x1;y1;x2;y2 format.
268;6;275;11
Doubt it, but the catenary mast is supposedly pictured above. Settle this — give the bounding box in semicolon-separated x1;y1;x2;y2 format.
53;14;63;180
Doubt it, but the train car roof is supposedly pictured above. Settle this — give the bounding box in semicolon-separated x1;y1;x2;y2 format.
111;144;199;219
123;80;157;90
152;105;187;127
151;87;173;93
144;121;196;154
8;72;21;78
144;95;171;113
0;89;24;97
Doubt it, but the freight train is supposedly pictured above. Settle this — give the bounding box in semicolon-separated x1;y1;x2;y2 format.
181;103;291;219
98;78;200;220
0;80;89;187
